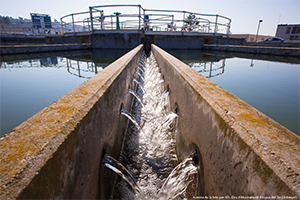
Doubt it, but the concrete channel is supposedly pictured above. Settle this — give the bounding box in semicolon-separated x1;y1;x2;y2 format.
0;44;299;199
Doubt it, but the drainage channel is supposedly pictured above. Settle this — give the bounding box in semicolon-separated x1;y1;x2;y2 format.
102;51;200;199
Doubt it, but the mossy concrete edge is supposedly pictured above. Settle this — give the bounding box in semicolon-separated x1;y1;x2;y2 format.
152;44;300;197
0;44;143;199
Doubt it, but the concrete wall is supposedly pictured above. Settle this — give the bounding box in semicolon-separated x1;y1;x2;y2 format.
90;31;248;50
203;44;300;57
0;45;143;199
0;44;91;55
153;35;204;49
0;35;46;44
152;44;300;197
91;32;142;49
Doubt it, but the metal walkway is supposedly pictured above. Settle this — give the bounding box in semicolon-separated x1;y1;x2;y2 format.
60;4;231;36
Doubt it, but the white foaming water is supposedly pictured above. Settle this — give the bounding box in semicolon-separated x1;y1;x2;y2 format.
105;51;198;199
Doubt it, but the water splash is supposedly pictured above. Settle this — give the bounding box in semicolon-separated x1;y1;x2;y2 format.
129;89;144;107
102;154;143;197
137;66;145;73
158;155;198;199
113;52;198;199
135;71;145;82
133;78;146;94
120;108;142;132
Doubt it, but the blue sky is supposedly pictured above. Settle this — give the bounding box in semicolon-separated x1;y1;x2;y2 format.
0;0;299;36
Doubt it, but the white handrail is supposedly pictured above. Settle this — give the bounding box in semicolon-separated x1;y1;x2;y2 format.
60;4;231;35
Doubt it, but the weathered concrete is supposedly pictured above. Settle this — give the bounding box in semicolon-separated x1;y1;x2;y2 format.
90;31;243;50
1;43;299;199
0;44;91;55
152;44;300;197
149;35;204;50
46;34;91;44
203;44;300;57
0;35;46;44
246;42;300;48
0;34;91;46
91;32;142;49
0;45;143;199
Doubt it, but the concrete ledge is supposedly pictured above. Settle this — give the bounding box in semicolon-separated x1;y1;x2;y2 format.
0;45;143;199
0;44;91;55
203;44;300;57
91;32;141;49
154;35;204;49
152;44;300;197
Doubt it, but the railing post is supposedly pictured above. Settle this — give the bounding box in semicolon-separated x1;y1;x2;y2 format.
100;10;103;30
227;20;231;36
111;17;113;29
89;7;94;33
72;14;75;33
138;5;141;31
183;11;186;30
214;15;218;34
60;18;64;34
171;15;174;31
143;9;146;30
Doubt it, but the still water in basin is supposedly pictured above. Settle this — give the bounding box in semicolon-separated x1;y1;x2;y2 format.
0;50;299;137
0;50;128;137
167;50;300;135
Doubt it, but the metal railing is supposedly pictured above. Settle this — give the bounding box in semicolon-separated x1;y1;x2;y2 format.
0;21;62;35
60;4;231;35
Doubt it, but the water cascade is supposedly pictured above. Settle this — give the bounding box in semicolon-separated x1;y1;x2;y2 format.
103;51;199;199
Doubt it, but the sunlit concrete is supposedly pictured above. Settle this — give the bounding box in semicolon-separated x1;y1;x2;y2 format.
152;44;300;197
0;45;143;199
0;43;299;199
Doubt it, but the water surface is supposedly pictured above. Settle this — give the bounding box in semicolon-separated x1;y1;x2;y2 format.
0;50;128;137
1;50;299;136
167;50;300;135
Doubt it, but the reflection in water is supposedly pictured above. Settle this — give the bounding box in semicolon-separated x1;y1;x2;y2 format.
1;57;105;79
1;50;299;136
0;50;129;137
188;59;226;78
40;57;58;66
169;50;299;135
66;59;100;79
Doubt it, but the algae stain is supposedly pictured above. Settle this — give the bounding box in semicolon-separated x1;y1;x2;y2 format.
239;113;267;126
57;106;77;116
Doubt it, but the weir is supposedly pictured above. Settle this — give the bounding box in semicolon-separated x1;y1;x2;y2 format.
0;44;299;199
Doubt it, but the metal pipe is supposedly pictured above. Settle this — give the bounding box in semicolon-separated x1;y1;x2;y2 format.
89;4;143;9
227;20;231;36
214;15;218;34
138;5;141;31
72;14;75;33
143;9;146;30
255;19;263;42
60;18;64;33
89;7;94;32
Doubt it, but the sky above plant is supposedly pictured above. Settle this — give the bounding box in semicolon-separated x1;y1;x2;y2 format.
0;0;299;36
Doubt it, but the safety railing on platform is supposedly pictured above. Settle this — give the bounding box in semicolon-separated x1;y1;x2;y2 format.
0;21;62;35
60;4;231;36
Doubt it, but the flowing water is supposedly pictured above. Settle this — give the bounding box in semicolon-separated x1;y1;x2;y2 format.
102;51;199;199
